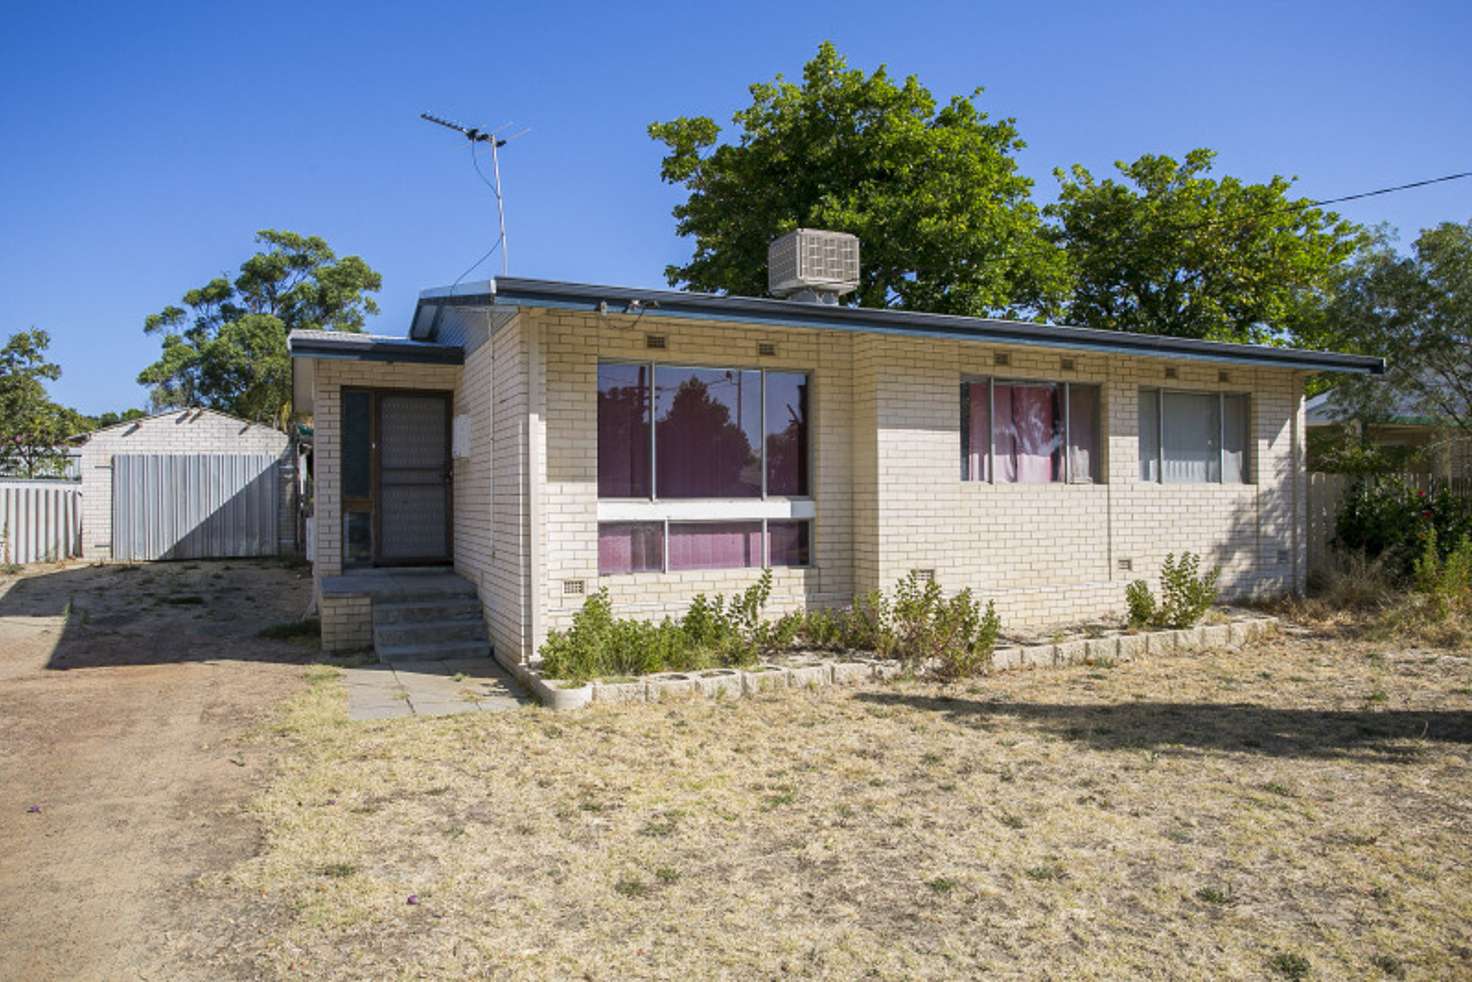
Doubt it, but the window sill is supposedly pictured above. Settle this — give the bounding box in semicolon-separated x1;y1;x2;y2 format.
597;498;816;522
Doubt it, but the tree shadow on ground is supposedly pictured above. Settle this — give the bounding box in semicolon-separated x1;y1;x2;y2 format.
0;558;317;671
855;691;1472;762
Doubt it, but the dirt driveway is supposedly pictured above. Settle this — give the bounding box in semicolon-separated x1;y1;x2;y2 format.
0;559;314;982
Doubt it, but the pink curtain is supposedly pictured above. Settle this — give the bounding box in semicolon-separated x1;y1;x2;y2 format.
598;523;663;575
668;522;762;571
965;382;990;481
994;384;1059;483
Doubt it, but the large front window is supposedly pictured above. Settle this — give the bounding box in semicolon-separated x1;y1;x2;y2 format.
961;378;1101;483
596;362;812;573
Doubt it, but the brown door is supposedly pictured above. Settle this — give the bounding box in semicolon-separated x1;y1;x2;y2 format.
339;389;452;567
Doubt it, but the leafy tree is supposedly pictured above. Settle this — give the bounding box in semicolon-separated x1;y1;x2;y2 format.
0;329;89;478
89;408;148;429
1315;219;1472;437
137;230;382;426
1046;149;1363;344
649;42;1066;317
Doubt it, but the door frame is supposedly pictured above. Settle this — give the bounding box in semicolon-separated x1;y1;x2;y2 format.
341;386;454;567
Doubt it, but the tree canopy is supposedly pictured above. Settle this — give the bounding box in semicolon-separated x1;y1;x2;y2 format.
1046;149;1364;344
649;42;1066;318
1315;219;1472;436
137;229;382;426
0;329;89;478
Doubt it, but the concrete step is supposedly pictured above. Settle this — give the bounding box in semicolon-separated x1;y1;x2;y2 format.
374;618;489;648
386;577;479;602
377;639;492;663
373;597;483;625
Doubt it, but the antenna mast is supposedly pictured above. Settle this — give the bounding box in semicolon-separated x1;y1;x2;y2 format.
420;111;528;277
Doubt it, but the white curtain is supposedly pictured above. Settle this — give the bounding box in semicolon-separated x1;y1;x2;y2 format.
1162;392;1221;483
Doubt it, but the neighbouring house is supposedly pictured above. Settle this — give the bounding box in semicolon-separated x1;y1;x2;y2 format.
1306;388;1472;479
76;408;293;561
288;230;1383;665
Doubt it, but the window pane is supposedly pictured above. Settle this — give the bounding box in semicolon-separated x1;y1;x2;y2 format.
1067;384;1100;482
655;367;761;498
1139;389;1160;482
1162;391;1221;483
343;510;372;565
961;380;990;482
765;372;809;495
598;522;663;575
1223;394;1249;483
342;391;371;498
768;520;810;567
994;382;1061;483
668;521;762;571
598;363;651;497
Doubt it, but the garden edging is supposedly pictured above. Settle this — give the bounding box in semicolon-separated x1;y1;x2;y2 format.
510;614;1281;710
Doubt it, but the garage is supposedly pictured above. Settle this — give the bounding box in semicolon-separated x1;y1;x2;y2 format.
76;409;294;561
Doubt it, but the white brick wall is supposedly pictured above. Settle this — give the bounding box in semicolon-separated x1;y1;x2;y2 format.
78;408;291;560
308;308;1312;661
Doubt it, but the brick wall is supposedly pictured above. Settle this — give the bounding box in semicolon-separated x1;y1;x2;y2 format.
78;409;291;560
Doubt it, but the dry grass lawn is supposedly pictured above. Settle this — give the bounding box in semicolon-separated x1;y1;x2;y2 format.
190;630;1472;979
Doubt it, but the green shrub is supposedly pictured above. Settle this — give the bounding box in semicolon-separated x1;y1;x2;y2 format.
1336;478;1472;576
842;590;894;656
1125;580;1156;628
885;572;1000;679
1156;552;1220;629
1412;528;1472;620
794;607;844;650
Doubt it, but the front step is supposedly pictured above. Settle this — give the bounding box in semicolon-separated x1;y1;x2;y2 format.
375;617;488;648
377;638;492;663
374;597;484;625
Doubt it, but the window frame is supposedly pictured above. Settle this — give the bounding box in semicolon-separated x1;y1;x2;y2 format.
1138;387;1252;485
960;375;1101;485
596;358;816;574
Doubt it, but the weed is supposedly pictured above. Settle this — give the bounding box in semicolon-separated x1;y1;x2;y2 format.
761;788;797;810
926;877;957;894
1369;953;1404;977
162;595;204;606
1194;885;1232;905
1267;950;1311;979
1024;862;1065;882
1261;781;1295;797
614;877;650;899
639;814;680;837
318;862;357;878
654;867;681;885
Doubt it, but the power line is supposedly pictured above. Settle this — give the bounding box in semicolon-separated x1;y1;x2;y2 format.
1175;169;1472;233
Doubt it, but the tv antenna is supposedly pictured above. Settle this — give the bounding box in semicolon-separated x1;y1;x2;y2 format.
420;112;529;276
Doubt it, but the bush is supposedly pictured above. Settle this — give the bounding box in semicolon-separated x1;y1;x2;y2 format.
1335;478;1472;577
887;572;1001;679
1412;528;1472;620
1123;553;1219;631
1157;552;1220;629
1125;580;1156;628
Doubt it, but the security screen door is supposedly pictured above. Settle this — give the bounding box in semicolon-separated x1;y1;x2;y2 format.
377;393;452;563
340;388;452;566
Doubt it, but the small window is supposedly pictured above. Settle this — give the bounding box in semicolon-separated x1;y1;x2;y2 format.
1138;388;1250;484
598;522;663;575
668;522;762;571
767;520;811;567
961;378;1100;483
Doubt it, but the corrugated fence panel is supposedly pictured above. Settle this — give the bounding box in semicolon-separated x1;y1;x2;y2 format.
0;480;83;564
111;454;279;561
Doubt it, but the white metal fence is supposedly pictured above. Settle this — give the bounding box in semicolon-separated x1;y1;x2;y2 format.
0;480;83;565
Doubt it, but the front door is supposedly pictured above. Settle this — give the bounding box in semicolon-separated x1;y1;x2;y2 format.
341;389;452;566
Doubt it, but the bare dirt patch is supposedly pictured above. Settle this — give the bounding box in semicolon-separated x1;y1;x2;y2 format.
202;630;1472;979
0;559;314;981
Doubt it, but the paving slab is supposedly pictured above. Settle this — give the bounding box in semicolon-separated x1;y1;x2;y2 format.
345;656;529;721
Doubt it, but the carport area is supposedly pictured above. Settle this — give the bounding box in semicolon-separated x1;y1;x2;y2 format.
0;558;314;980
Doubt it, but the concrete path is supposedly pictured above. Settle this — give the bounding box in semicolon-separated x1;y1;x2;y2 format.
343;657;529;720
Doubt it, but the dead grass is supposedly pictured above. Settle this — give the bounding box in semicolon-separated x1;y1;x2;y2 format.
196;634;1472;979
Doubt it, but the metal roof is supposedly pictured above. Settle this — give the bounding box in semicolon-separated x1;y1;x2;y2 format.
287;329;464;365
410;277;1385;376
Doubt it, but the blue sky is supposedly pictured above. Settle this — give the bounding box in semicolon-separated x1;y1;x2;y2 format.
2;0;1467;415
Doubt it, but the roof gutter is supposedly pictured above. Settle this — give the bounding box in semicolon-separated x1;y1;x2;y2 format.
476;277;1385;376
287;337;464;366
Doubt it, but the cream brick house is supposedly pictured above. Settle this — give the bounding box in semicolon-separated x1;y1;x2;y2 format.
289;266;1383;664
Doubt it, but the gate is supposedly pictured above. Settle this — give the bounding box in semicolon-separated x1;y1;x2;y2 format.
0;480;83;564
111;454;280;561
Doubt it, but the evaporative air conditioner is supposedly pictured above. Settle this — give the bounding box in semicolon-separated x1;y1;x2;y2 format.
767;229;860;304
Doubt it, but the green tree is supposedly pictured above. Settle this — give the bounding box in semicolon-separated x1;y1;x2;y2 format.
1316;219;1472;437
89;408;148;429
0;330;89;478
649;42;1066;317
1046;149;1363;344
138;229;382;426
